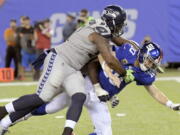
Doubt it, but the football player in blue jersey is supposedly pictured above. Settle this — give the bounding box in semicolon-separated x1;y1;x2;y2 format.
88;41;180;135
0;42;179;135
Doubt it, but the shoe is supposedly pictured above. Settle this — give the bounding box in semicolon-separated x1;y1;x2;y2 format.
0;125;8;135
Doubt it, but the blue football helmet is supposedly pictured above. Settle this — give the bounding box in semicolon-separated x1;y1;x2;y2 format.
138;42;163;71
101;5;126;37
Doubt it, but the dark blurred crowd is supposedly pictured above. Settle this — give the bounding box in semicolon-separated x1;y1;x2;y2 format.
62;9;94;41
3;9;94;81
4;16;52;80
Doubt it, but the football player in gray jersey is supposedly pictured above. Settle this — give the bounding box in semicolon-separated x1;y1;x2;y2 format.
0;5;135;135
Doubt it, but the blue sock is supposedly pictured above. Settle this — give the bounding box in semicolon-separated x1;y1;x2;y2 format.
89;133;97;135
31;104;47;115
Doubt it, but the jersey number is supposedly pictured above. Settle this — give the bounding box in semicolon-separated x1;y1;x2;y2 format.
95;26;109;34
129;46;136;56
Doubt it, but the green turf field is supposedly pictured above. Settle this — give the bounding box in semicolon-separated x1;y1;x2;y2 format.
0;70;180;135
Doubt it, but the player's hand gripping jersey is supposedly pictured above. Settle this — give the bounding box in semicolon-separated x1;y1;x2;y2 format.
98;44;156;97
55;19;112;70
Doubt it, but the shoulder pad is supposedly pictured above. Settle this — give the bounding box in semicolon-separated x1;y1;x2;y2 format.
129;40;141;49
88;19;112;38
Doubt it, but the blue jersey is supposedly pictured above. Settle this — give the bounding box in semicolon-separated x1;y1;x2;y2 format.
98;44;156;97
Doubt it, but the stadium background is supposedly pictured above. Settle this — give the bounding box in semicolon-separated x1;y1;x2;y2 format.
0;0;180;67
0;0;180;135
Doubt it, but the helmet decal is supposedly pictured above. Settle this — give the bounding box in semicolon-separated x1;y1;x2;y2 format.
101;5;127;37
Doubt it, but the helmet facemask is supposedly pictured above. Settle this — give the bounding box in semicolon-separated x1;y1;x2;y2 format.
138;43;163;72
112;21;127;37
139;53;161;71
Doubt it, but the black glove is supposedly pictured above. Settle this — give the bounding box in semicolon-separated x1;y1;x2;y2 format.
94;83;110;102
171;104;180;111
166;101;180;111
98;95;110;102
110;95;120;108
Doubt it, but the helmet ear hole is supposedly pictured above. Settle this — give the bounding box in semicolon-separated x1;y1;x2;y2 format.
112;20;115;27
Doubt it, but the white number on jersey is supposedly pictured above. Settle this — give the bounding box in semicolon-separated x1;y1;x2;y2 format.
89;19;111;37
129;46;136;56
95;26;109;35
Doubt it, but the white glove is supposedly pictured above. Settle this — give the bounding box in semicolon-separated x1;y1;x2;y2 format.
166;100;180;111
110;95;119;108
94;83;110;102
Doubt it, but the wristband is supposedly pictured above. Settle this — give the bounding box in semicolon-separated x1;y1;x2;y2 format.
166;100;173;108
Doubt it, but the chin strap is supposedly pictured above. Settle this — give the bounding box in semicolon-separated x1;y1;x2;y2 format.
139;63;148;71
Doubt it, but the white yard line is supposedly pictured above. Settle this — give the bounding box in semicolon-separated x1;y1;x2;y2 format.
116;113;126;117
0;77;180;87
0;82;38;86
156;77;180;83
55;115;65;119
0;98;17;103
0;76;179;103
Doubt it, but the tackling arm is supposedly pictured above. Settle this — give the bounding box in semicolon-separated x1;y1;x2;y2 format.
112;36;140;50
144;85;180;111
86;58;110;102
98;54;121;88
98;54;120;107
89;32;126;76
86;58;100;84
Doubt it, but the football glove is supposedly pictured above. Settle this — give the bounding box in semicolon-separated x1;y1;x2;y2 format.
171;104;180;111
166;100;180;111
94;83;110;102
124;69;135;83
110;95;120;108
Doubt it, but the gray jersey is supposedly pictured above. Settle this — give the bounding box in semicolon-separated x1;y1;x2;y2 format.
55;19;112;70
